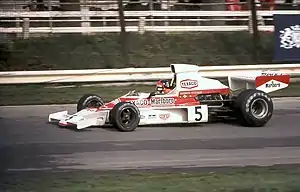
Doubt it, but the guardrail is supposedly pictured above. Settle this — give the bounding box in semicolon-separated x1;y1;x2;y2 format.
1;64;300;84
3;10;299;17
1;10;299;35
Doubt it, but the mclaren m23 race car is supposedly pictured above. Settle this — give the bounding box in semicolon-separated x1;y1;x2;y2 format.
48;64;290;132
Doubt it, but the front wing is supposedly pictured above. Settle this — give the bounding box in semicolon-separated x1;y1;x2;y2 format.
48;105;209;130
48;108;110;129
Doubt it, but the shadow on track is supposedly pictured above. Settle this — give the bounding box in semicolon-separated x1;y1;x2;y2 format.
46;117;268;132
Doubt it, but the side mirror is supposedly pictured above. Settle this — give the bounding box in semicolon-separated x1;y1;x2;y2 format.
148;92;155;98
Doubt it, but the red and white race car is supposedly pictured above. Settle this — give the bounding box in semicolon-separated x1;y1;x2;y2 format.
48;64;290;131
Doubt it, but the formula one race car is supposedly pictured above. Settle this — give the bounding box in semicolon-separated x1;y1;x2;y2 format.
48;64;290;132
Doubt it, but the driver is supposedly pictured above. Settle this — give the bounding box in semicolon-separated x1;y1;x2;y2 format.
155;79;172;94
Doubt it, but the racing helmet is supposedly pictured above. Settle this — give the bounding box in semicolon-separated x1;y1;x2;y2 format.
155;79;172;94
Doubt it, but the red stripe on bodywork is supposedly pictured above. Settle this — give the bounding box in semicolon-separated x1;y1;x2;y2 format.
59;122;73;126
175;97;199;106
94;88;230;110
179;88;230;97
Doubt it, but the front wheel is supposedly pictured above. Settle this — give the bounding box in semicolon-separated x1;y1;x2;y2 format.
110;102;140;132
234;89;273;127
77;94;104;112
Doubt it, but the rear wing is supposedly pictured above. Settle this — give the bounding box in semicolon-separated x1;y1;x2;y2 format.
228;71;290;93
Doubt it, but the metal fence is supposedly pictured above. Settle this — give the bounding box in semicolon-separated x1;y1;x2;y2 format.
0;0;299;72
0;0;299;37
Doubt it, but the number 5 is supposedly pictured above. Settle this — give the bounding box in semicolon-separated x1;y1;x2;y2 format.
195;106;202;121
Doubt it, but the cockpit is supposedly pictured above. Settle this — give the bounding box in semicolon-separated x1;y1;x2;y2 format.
155;74;177;95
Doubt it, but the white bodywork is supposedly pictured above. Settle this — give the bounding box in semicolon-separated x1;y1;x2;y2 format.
48;64;290;130
166;64;229;95
228;70;290;93
138;105;208;125
49;108;109;129
49;105;209;129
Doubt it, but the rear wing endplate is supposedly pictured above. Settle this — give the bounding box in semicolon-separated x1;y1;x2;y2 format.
228;71;290;93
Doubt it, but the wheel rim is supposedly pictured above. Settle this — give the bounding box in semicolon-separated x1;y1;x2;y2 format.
86;99;102;108
250;98;268;119
120;108;136;125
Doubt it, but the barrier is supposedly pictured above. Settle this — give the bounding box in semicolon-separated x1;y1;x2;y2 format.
1;10;299;34
1;10;298;18
1;63;300;84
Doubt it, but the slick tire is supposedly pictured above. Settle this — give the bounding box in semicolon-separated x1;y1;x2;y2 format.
77;94;104;112
234;89;273;127
110;102;140;132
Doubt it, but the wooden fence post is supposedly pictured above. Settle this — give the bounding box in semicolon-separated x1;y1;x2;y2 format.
80;0;90;35
22;18;30;39
138;17;146;34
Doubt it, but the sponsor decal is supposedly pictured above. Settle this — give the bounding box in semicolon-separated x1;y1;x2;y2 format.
262;72;283;76
150;98;175;106
148;114;156;119
265;80;281;88
180;79;198;89
159;113;170;120
131;99;148;106
279;25;300;49
179;91;204;95
179;88;229;96
273;15;300;61
86;108;98;111
141;115;145;119
130;97;175;107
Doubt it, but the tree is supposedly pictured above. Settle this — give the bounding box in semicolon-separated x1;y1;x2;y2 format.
118;0;130;66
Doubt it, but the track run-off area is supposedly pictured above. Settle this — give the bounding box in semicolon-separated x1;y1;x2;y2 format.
1;97;300;172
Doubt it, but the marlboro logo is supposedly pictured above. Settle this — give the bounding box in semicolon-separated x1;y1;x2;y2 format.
265;80;281;88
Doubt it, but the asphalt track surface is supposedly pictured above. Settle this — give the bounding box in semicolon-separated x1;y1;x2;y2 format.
1;97;300;172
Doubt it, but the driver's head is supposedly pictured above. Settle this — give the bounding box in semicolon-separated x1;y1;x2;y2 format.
155;80;172;94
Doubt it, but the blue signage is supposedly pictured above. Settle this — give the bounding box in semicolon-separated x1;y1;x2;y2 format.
273;14;300;61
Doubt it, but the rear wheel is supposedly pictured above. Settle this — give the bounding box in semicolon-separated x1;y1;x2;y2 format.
110;102;140;132
234;89;273;127
77;94;104;112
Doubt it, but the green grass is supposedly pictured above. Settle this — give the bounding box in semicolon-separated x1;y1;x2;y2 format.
2;166;300;192
0;84;154;105
1;32;275;71
0;82;299;106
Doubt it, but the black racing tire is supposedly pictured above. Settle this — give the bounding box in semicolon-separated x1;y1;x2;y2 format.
77;94;104;112
234;89;273;127
110;102;140;132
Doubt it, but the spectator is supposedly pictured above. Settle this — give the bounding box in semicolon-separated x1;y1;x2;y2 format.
239;0;248;10
225;0;243;25
226;0;242;11
262;0;275;10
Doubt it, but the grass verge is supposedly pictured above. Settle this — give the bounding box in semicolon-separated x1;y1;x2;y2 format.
0;82;299;106
1;32;274;71
0;84;154;106
1;166;300;192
